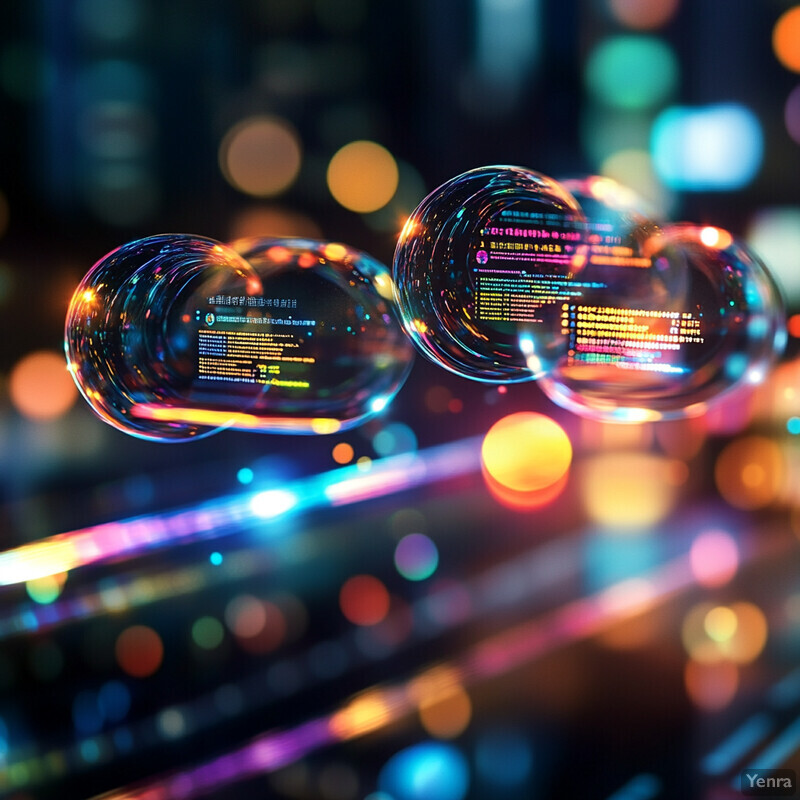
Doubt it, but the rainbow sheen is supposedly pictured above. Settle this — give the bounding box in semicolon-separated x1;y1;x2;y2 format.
651;104;764;191
65;235;413;441
393;165;585;382
378;741;469;800
538;224;786;420
394;533;439;581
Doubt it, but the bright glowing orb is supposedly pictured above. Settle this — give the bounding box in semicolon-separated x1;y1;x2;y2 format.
481;413;572;493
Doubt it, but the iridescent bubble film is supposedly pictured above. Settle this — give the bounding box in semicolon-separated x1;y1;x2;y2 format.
394;168;786;420
65;235;413;441
393;165;586;382
538;223;787;420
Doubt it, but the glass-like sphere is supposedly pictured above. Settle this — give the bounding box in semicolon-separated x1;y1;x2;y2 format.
393;165;586;382
537;224;786;420
65;234;414;441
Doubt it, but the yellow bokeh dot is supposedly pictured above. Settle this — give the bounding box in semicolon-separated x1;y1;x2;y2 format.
682;601;768;665
219;115;302;197
481;412;572;492
774;7;800;73
10;350;78;421
704;606;738;643
323;243;348;262
327;140;399;213
581;453;678;529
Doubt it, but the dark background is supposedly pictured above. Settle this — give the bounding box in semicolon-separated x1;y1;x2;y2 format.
1;1;800;799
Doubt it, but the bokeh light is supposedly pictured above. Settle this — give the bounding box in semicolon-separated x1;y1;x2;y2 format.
228;205;321;240
684;660;738;711
394;534;439;581
115;625;163;678
10;350;78;421
25;572;67;604
378;741;470;800
599;148;668;214
773;7;800;73
225;595;267;638
715;436;784;510
373;422;418;457
339;575;390;626
327;140;399;213
75;0;145;41
224;595;286;652
73;690;103;734
418;686;472;739
363;159;427;233
219;115;302;197
784;85;800;145
484;470;569;512
409;666;472;739
689;530;739;588
332;442;355;464
652;104;763;190
682;602;768;664
704;606;738;643
585;35;678;110
608;0;680;30
747;207;800;304
581;107;653;171
481;413;572;493
474;727;533;787
192;616;225;650
581;453;680;529
98;680;131;722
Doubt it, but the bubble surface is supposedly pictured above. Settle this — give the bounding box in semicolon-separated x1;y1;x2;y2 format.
393;165;585;382
538;223;786;420
65;234;413;440
395;167;785;420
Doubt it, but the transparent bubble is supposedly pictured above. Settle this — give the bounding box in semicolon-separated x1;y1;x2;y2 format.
537;223;786;421
393;165;586;382
558;175;661;244
65;234;413;441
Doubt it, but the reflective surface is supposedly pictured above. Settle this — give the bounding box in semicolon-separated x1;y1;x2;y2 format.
393;166;585;382
394;169;786;421
539;223;787;420
65;235;413;441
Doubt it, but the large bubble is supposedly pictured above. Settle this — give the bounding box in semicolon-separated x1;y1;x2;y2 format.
537;223;786;420
394;167;785;420
393;165;586;381
65;234;413;441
